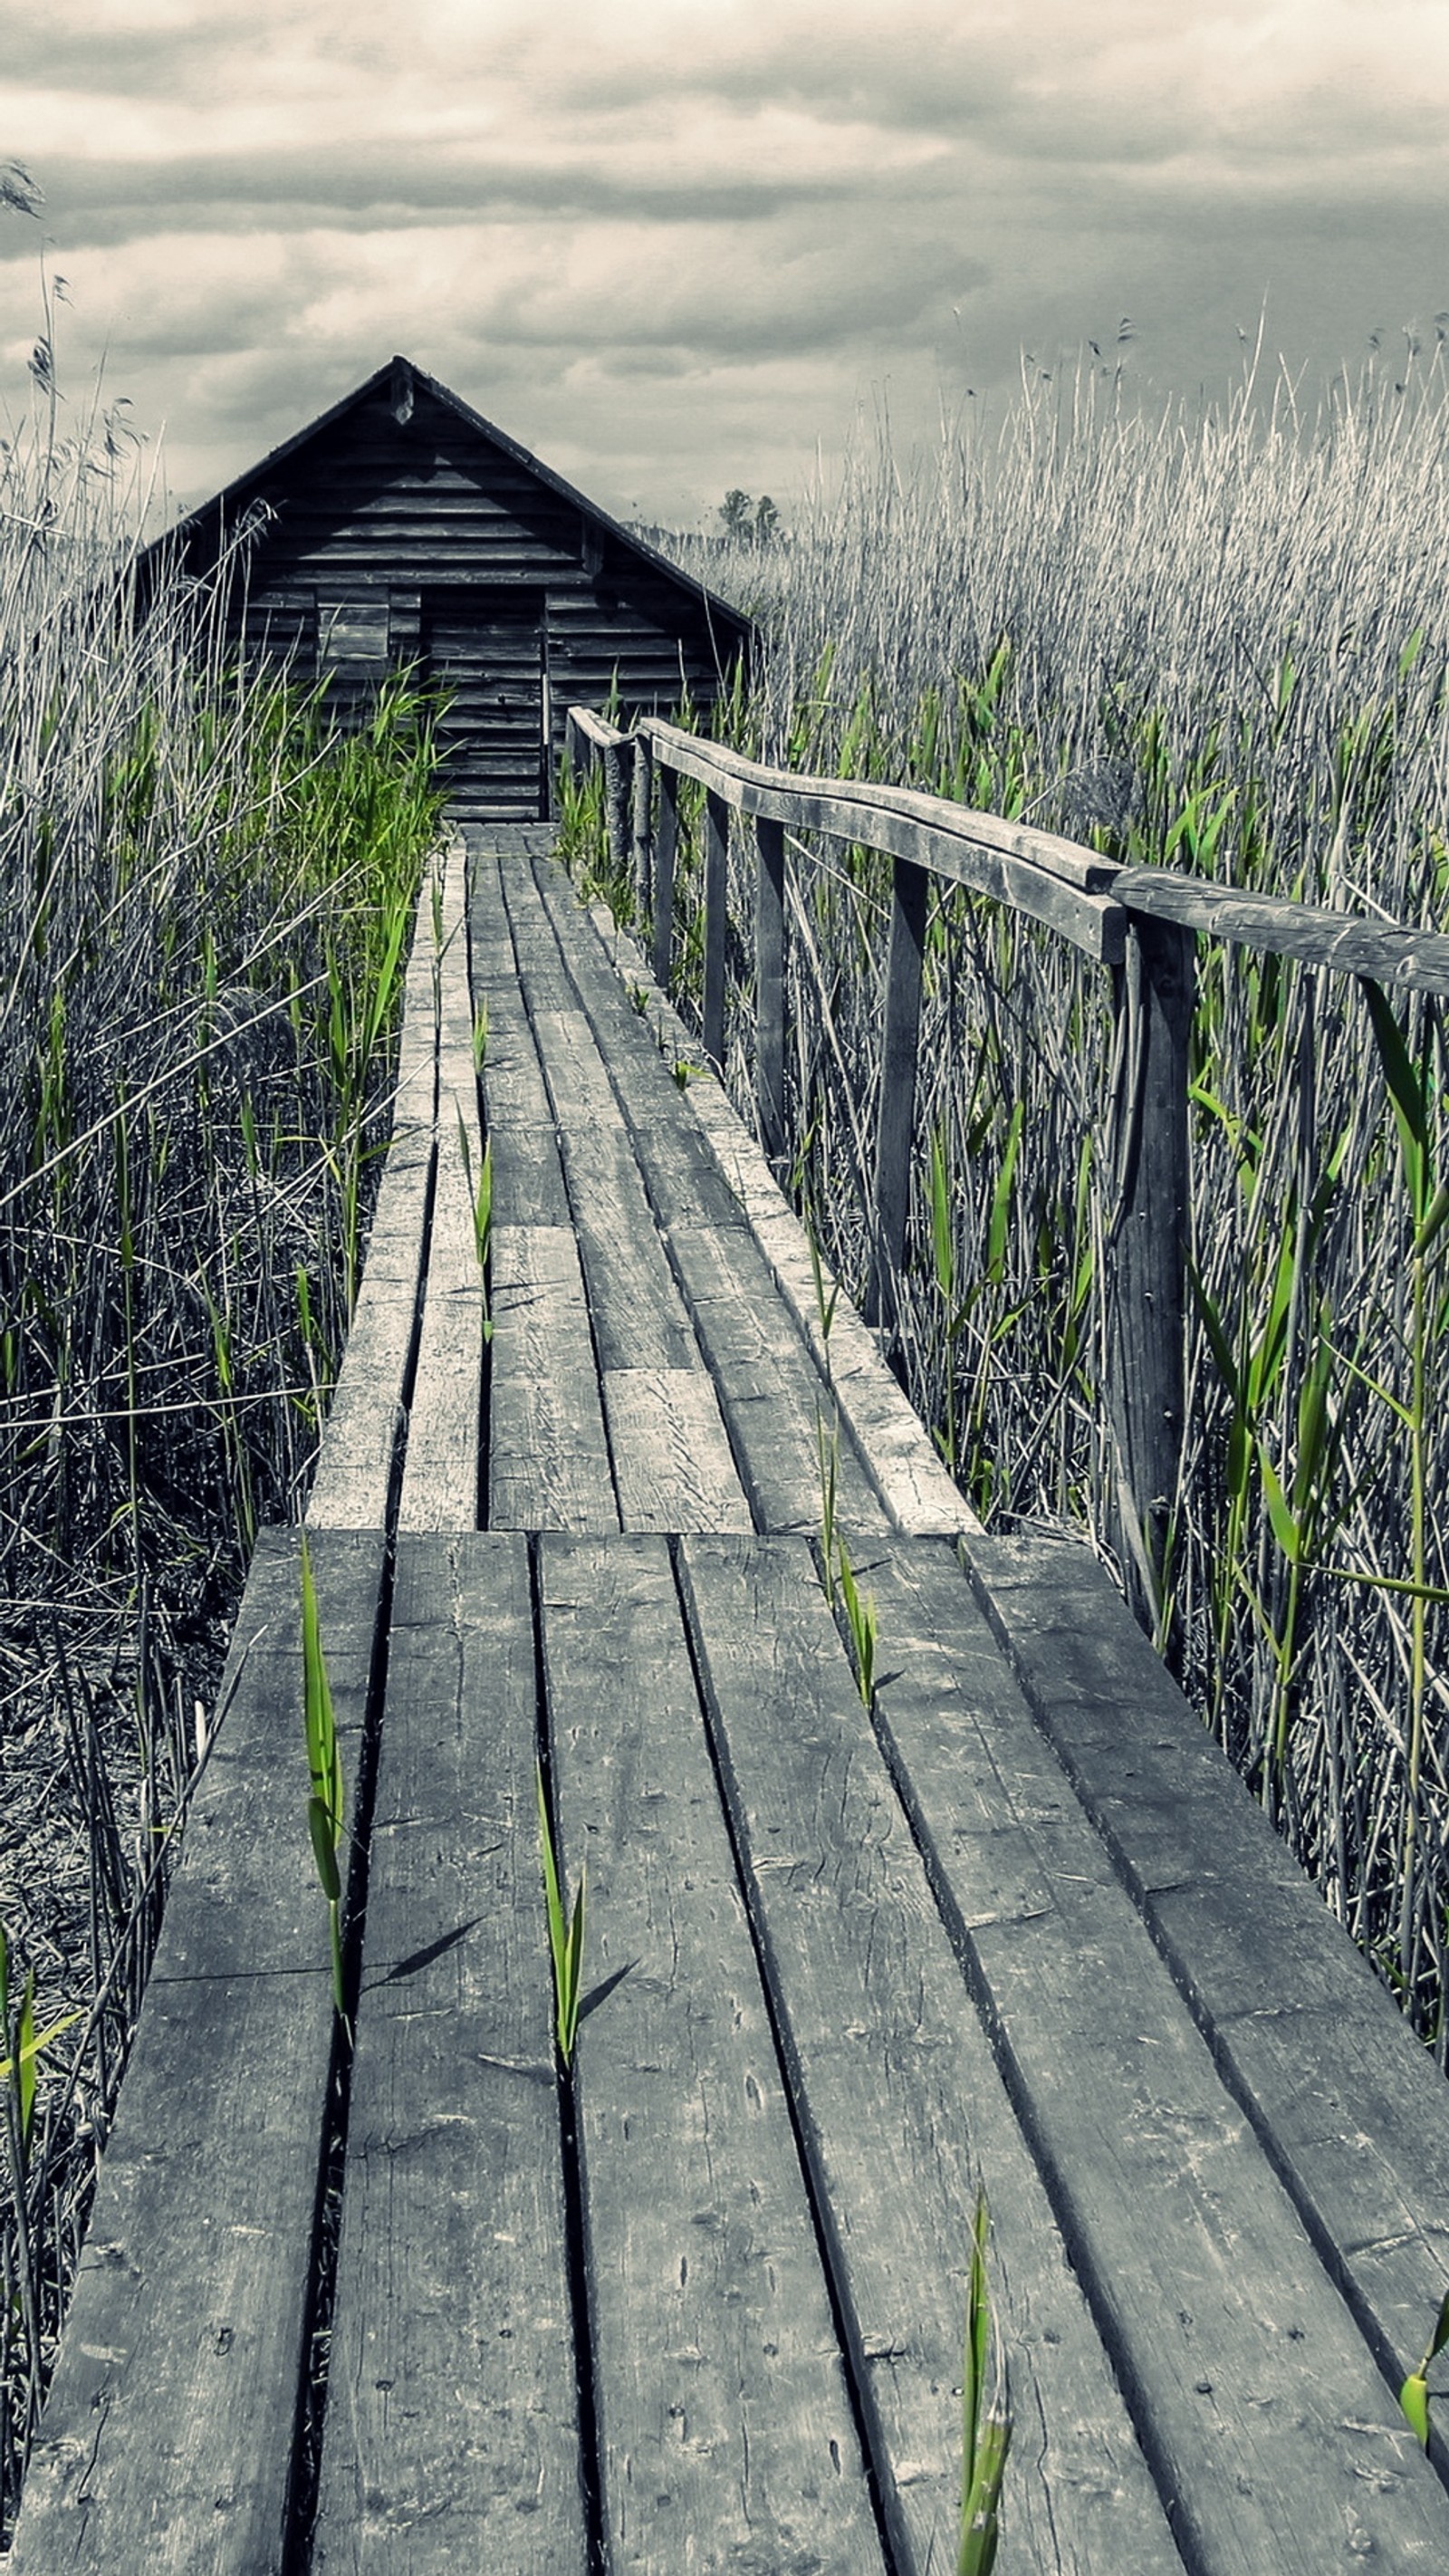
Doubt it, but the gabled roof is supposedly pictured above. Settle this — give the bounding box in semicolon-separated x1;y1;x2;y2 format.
142;354;753;647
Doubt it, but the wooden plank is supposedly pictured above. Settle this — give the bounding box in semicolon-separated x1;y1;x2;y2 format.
1112;864;1449;993
486;1120;573;1229
312;1533;586;2572
307;1130;427;1529
487;1226;617;1531
842;1536;1449;2572
526;1005;627;1131
600;1368;750;1532
677;1533;1186;2576
556;1126;703;1375
309;859;439;1529
397;1081;484;1533
537;1534;888;2576
962;1529;1449;2441
666;1225;890;1535
638;719;1126;960
571;900;976;1535
11;1529;385;2576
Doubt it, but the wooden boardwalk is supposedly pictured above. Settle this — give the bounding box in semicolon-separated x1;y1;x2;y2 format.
11;829;1449;2572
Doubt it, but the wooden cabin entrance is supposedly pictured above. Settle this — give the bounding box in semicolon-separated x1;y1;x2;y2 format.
423;588;549;820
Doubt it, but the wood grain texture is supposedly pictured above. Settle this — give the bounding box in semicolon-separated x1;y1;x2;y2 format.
556;1126;705;1377
538;1534;888;2576
1109;864;1449;992
566;898;976;1535
665;1225;889;1536
11;1529;386;2576
309;863;438;1529
312;1533;586;2573
396;841;485;1531
487;1226;617;1531
600;1368;751;1533
677;1533;1187;2576
855;1535;1449;2573
638;720;1126;960
963;1529;1449;2447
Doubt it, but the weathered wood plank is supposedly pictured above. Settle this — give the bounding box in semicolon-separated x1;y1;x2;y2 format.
666;1225;890;1535
677;1533;1187;2575
397;1082;485;1533
538;1534;888;2576
571;899;975;1535
312;1533;586;2572
308;857;439;1529
638;719;1127;961
10;1529;385;2576
487;1226;617;1531
600;1368;751;1532
1111;865;1449;993
963;1529;1449;2447
556;1126;705;1375
850;1536;1449;2572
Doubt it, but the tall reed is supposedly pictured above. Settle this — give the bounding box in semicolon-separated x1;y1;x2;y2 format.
590;351;1449;2052
0;352;441;2533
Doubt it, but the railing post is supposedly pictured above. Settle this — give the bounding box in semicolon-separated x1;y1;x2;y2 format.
1106;911;1195;1630
754;813;788;1165
652;762;678;989
602;734;631;886
631;734;654;928
703;789;729;1066
866;855;928;1331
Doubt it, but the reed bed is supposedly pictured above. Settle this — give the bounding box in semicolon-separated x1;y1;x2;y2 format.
595;353;1449;2054
0;380;441;2534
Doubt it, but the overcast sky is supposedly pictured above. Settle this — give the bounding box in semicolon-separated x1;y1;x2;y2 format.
4;1;1448;527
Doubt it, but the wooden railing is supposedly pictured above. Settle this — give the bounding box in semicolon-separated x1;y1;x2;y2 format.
563;704;1449;1614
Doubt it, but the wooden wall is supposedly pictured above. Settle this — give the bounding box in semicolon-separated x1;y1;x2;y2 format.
207;381;744;821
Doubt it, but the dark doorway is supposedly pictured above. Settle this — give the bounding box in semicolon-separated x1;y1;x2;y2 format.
423;589;549;820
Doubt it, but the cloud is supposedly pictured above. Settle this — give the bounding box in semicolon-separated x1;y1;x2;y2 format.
2;0;1446;521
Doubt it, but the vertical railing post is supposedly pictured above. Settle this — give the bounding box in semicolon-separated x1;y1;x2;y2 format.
754;812;787;1165
602;734;630;888
652;762;678;989
631;734;654;928
702;789;729;1066
866;854;928;1331
1106;910;1195;1631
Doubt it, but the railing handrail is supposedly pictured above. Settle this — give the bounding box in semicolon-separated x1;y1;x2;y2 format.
566;703;1449;997
560;700;1449;1620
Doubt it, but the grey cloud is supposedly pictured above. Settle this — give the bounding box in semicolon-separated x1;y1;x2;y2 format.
36;143;861;252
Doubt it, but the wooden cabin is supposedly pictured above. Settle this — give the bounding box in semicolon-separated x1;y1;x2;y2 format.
143;356;753;820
